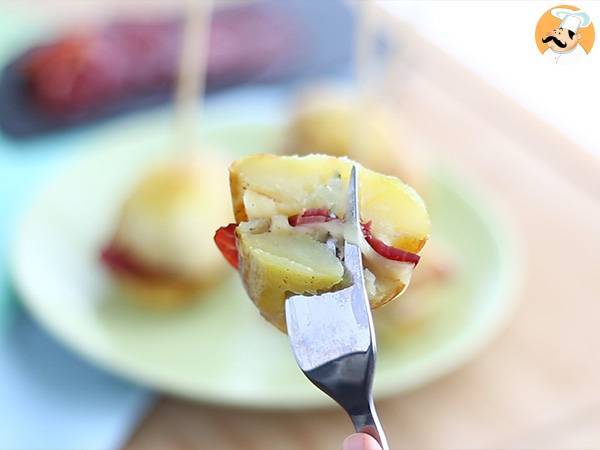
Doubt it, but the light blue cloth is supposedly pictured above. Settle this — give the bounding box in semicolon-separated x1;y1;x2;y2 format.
0;132;154;450
0;306;153;450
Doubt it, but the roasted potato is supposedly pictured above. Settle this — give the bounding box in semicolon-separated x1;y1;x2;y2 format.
286;87;427;190
215;154;430;331
102;155;232;306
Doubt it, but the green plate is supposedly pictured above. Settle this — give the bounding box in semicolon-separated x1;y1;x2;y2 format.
10;116;520;408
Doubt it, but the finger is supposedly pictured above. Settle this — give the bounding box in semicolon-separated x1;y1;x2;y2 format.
342;433;382;450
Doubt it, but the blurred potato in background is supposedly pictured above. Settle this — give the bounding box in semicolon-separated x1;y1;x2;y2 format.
285;84;428;191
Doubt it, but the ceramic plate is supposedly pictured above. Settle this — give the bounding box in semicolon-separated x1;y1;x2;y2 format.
11;116;519;408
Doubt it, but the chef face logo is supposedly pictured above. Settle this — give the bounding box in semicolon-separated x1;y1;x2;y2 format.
535;5;594;56
543;27;580;52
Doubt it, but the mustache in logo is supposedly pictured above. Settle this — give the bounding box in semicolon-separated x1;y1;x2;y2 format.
542;35;567;48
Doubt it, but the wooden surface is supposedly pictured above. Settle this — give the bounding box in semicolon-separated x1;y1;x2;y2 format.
125;20;600;450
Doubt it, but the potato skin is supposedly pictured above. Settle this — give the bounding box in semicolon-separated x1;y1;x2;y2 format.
229;163;250;223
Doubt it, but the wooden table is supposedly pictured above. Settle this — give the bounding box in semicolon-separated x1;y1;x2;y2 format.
125;21;600;450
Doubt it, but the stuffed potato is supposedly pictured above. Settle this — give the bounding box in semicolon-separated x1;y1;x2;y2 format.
101;155;232;307
286;87;426;190
215;154;430;331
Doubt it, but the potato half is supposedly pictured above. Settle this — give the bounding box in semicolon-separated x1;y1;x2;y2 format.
225;154;430;332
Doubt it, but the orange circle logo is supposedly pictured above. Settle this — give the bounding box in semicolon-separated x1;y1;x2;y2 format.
535;5;594;62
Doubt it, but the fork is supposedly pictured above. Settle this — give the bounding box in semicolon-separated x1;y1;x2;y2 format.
285;166;389;450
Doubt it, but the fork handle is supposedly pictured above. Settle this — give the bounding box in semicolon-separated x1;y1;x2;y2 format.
350;400;389;450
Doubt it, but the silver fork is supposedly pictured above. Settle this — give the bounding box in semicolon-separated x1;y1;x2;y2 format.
285;166;389;450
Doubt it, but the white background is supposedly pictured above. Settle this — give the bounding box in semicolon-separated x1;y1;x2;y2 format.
381;0;600;158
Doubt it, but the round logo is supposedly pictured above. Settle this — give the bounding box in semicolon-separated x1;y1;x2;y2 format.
535;4;594;62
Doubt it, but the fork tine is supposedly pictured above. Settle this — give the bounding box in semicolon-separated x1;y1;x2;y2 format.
346;165;361;236
344;165;364;284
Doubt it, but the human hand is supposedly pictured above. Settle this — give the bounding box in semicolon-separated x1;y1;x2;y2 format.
342;433;382;450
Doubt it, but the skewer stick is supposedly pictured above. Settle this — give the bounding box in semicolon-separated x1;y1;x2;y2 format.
174;0;214;147
355;0;376;94
354;0;376;156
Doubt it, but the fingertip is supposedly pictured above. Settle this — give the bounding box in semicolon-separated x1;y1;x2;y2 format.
342;433;382;450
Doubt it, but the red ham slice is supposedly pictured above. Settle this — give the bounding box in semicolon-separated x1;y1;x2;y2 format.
215;209;420;269
288;208;335;226
361;221;420;265
101;243;167;280
213;223;239;269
